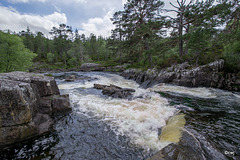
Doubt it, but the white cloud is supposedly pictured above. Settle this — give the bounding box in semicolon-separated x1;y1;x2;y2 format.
122;0;127;6
79;11;114;37
8;0;28;3
8;0;87;4
8;0;47;3
0;6;67;36
53;4;61;12
58;0;87;5
73;0;87;3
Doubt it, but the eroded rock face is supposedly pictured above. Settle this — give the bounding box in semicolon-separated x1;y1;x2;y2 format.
0;80;34;128
0;72;71;148
121;60;240;91
94;84;135;99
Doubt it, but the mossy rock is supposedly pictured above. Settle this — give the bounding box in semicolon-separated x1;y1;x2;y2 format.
45;74;53;77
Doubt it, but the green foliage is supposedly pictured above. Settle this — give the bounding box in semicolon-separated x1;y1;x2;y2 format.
18;24;114;69
222;19;240;72
45;73;53;77
67;57;78;68
158;54;180;69
1;1;237;74
0;31;37;73
111;0;165;64
224;52;240;73
223;40;240;72
187;28;212;54
46;52;55;63
31;62;67;71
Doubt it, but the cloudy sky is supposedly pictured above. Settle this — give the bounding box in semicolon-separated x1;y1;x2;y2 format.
0;0;176;37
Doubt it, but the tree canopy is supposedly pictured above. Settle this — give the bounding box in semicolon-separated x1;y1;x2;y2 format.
1;0;239;73
0;31;36;73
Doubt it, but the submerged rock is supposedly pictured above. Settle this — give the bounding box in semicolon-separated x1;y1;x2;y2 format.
93;84;135;99
65;74;76;82
148;129;226;160
0;72;71;149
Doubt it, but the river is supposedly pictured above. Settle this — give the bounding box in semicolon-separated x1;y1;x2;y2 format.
1;72;239;160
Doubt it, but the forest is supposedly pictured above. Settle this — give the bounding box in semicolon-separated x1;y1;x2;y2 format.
0;0;239;73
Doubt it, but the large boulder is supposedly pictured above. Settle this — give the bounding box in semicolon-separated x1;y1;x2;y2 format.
80;63;105;72
64;74;76;82
0;80;35;128
172;60;225;87
94;84;135;99
0;72;71;148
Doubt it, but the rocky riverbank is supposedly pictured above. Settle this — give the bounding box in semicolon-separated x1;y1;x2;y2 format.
121;60;240;91
30;60;240;92
0;72;71;149
30;62;129;73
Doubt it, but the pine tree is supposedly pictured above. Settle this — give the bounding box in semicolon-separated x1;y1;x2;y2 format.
111;0;165;65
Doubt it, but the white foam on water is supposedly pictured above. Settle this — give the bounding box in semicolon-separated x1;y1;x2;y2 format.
233;93;240;99
58;73;178;151
70;92;176;151
151;84;240;103
58;73;139;90
151;84;217;98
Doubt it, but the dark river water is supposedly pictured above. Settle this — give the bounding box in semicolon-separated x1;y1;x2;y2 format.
0;72;239;160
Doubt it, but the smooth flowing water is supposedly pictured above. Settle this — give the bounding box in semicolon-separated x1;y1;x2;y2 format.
1;72;239;160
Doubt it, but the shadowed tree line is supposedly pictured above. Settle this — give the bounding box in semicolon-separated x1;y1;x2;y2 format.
0;0;239;73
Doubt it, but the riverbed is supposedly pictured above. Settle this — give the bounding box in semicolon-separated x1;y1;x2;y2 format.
1;72;239;160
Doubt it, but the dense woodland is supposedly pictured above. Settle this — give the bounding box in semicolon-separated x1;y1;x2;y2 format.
0;0;239;73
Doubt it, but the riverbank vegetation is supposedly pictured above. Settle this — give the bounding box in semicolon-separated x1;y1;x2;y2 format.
0;0;239;73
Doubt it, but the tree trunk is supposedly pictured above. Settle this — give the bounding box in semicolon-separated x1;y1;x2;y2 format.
6;50;11;72
143;36;152;66
118;50;122;62
119;25;123;63
195;56;199;66
184;47;188;55
148;52;153;66
179;8;183;57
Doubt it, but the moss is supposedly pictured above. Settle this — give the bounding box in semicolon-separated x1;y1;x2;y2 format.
93;60;121;68
45;74;53;77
